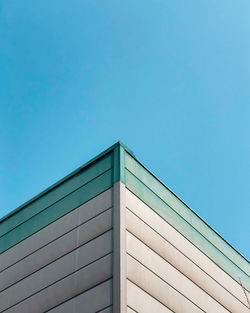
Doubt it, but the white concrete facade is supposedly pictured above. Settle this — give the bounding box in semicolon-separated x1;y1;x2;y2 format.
0;182;249;313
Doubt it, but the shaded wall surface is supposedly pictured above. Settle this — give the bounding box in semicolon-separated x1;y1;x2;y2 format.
0;142;249;313
0;147;116;313
0;189;113;312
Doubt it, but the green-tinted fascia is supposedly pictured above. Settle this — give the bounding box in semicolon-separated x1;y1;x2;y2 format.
0;154;113;237
124;151;250;291
113;144;126;184
0;141;132;225
0;170;113;253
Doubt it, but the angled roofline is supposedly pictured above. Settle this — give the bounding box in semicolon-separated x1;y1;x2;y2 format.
126;150;249;263
0;141;248;263
0;141;134;224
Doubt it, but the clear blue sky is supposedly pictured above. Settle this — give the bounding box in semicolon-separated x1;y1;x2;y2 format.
1;0;249;259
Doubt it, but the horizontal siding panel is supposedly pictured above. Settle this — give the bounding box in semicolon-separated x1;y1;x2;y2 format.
0;153;113;238
126;205;249;312
47;280;112;313
3;255;112;313
127;231;229;313
127;280;173;313
125;170;250;291
126;189;249;308
0;208;112;291
0;231;112;312
127;307;137;313
127;254;203;313
125;153;249;277
0;188;112;272
0;169;113;254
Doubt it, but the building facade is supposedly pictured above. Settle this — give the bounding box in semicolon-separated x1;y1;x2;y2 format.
0;142;249;312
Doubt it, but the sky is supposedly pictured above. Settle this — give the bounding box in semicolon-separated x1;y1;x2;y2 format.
0;0;249;259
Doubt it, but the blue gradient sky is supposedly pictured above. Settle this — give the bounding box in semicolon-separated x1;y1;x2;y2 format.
1;0;249;258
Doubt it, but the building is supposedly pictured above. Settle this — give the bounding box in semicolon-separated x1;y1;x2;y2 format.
0;141;249;313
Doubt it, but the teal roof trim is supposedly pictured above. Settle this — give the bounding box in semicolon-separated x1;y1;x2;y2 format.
0;141;133;224
0;154;113;237
0;170;113;253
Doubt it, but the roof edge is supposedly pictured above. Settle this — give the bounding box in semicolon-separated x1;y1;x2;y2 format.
125;151;250;264
0;141;134;224
1;141;247;265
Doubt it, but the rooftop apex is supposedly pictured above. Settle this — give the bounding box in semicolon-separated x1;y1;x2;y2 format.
0;141;249;290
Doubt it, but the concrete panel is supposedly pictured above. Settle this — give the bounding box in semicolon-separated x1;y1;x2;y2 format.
126;189;249;307
127;231;229;313
3;255;112;313
127;280;172;313
126;208;249;312
127;254;203;313
0;231;112;311
0;188;112;272
0;209;112;291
